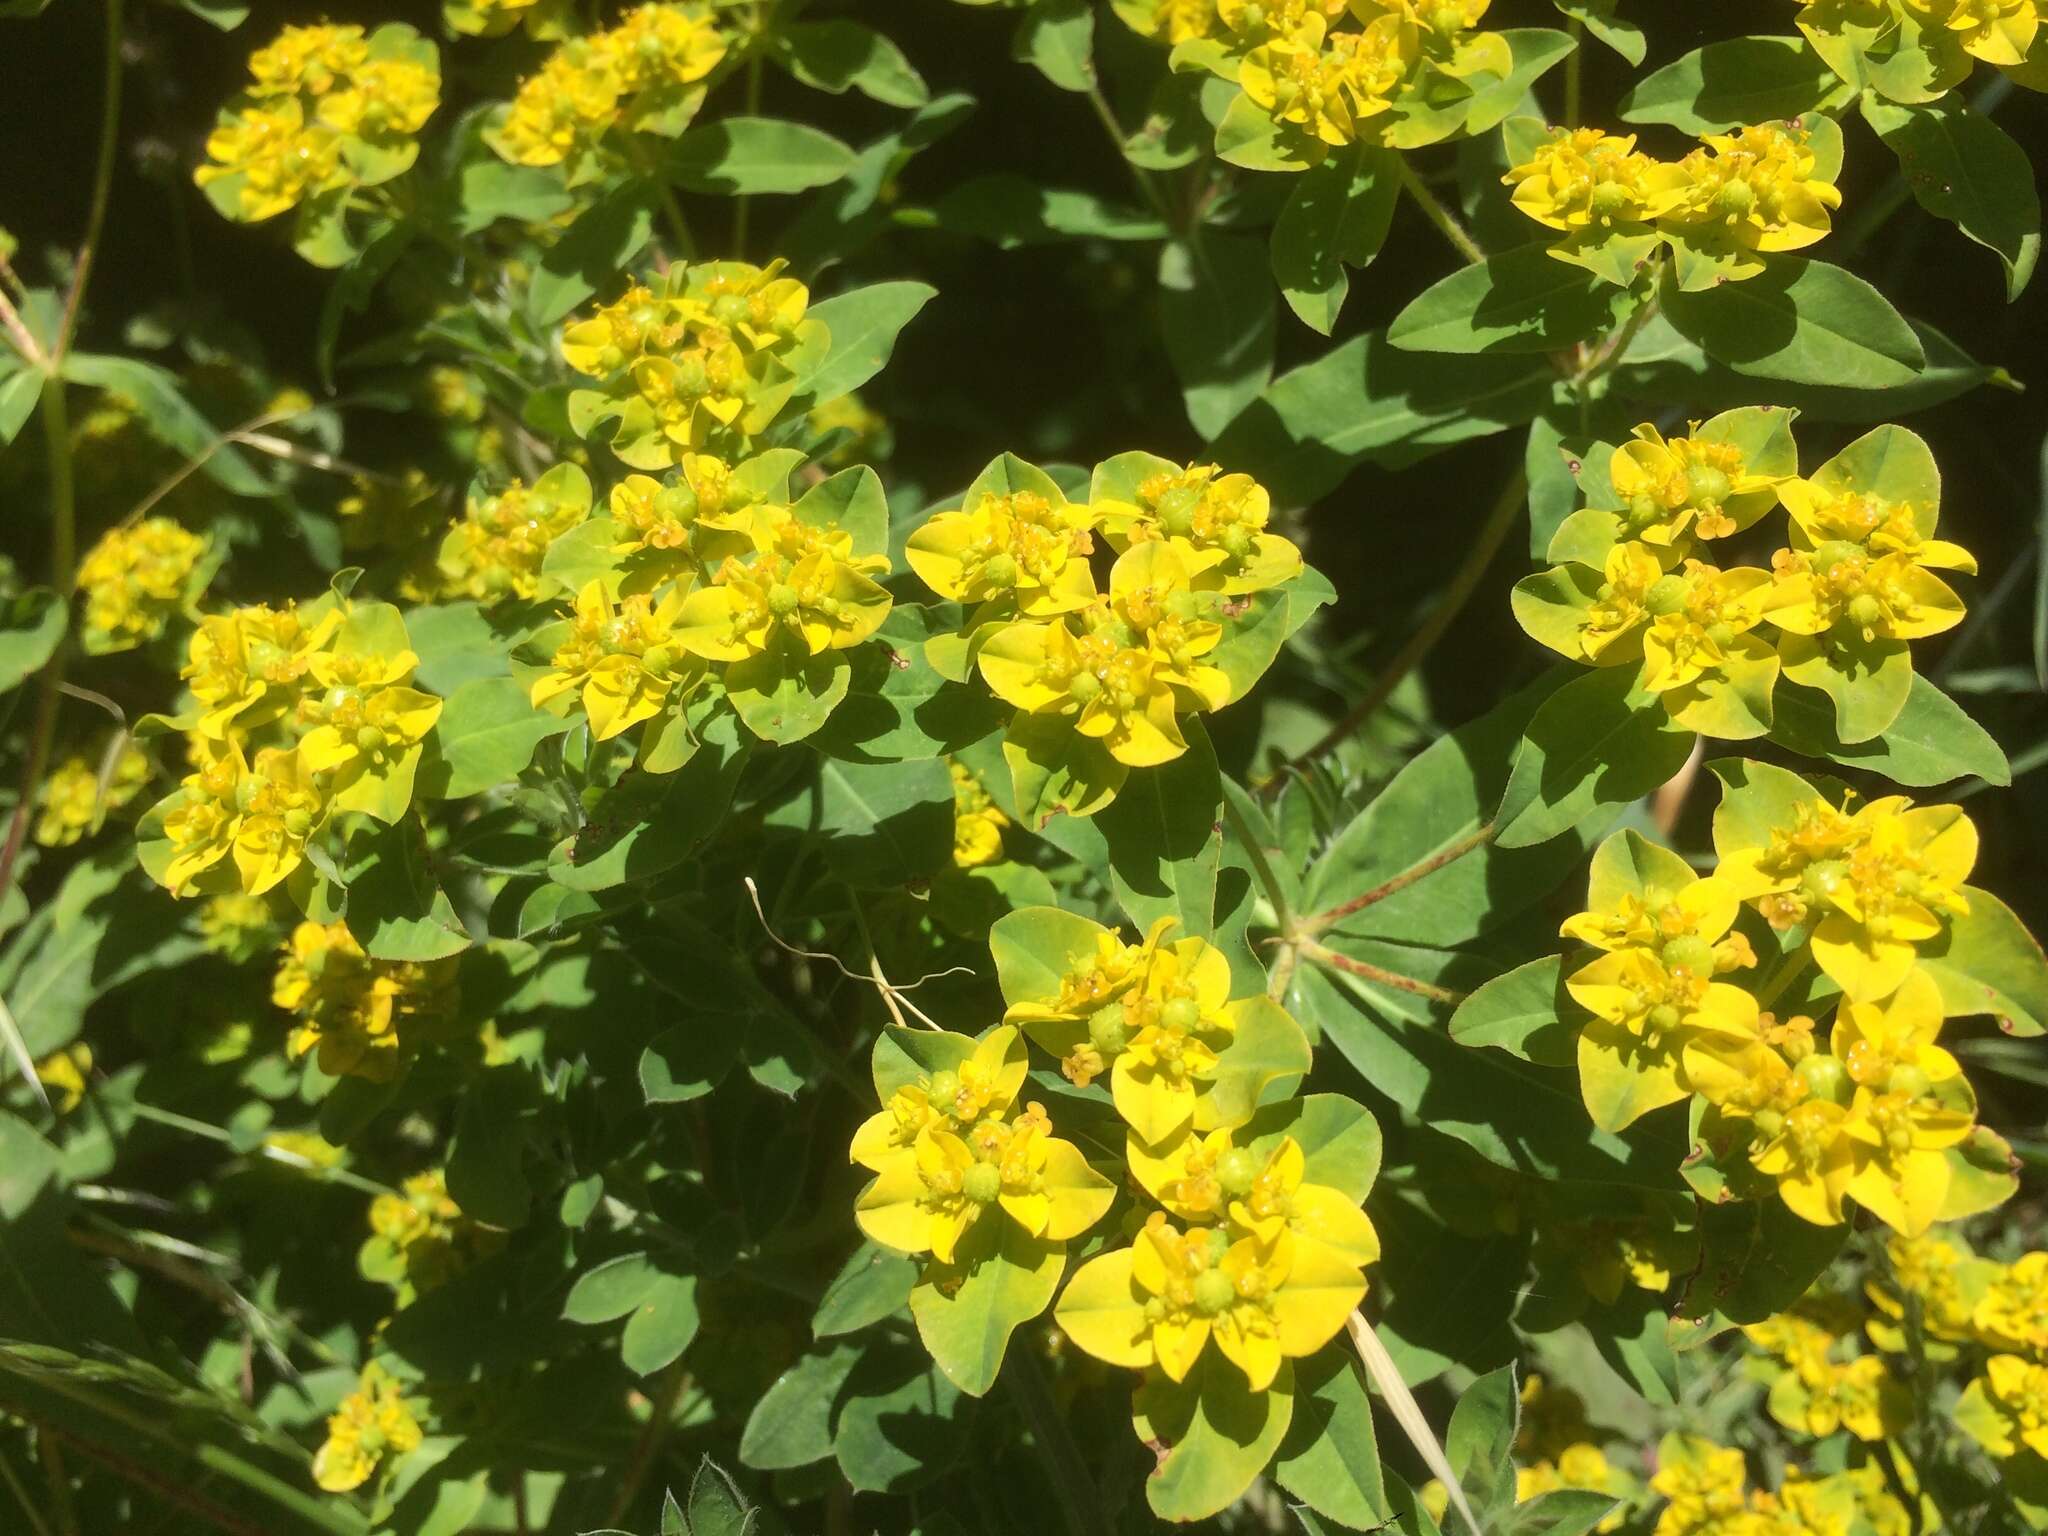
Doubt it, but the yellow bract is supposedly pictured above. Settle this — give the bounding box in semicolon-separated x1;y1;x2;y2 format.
34;745;149;848
1610;424;1788;546
362;1169;497;1304
906;483;1101;623
312;1363;422;1494
532;580;700;740
1055;1213;1365;1391
1095;461;1303;595
34;1045;92;1115
160;740;324;897
949;760;1010;868
274;919;459;1081
435;470;592;603
76;516;207;653
1239;13;1415;147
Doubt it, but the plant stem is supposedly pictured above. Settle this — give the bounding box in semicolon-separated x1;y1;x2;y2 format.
1300;939;1465;1006
1301;822;1496;936
57;0;126;361
732;50;766;255
1563;18;1583;129
0;1450;53;1536
1393;155;1485;265
1278;469;1526;782
1004;1346;1111;1536
1085;83;1174;228
605;1365;689;1528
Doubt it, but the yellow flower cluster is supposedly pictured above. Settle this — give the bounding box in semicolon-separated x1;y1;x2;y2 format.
34;1045;93;1115
273;920;459;1083
854;1025;1115;1268
1505;119;1843;285
75;517;209;654
1557;758;2002;1241
432;464;592;603
312;1363;421;1493
950;760;1010;868
1114;0;1525;160
1515;418;1970;745
1741;1302;1907;1442
909;453;1306;815
34;744;149;847
1649;1435;1907;1536
359;1169;497;1306
562;261;825;469
445;0;569;40
195;23;441;225
485;3;731;184
1795;0;2048;102
198;890;280;963
140;599;444;898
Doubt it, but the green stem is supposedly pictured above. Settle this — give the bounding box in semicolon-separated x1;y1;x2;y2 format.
57;0;126;360
1563;18;1583;130
1278;469;1526;781
1085;83;1174;228
1753;948;1812;1012
1003;1347;1110;1536
0;1451;53;1536
1393;155;1485;265
732;51;766;256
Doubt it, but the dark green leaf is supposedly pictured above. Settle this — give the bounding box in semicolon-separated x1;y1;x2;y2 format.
1769;674;2008;787
526;180;655;327
418;676;572;799
59;353;269;496
1271;145;1398;335
1619;35;1850;133
778;20;928;107
1095;718;1223;941
800;280;938;403
1660;258;1925;389
1493;666;1695;850
1390;244;1619;355
671;118;857;195
1012;0;1094;91
1863;96;2040;300
0;588;64;694
1923;886;2048;1037
1161;233;1277;440
1449;956;1573;1067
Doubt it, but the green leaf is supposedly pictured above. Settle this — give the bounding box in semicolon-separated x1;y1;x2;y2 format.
455;158;575;236
1501;1490;1626;1536
1778;630;1912;744
405;601;518;693
1449;956;1573;1067
1161;233;1277;440
1271;145;1398;335
526;179;655;327
799;280;938;403
909;1219;1063;1397
1618;35;1850;133
1495;666;1695;850
58;353;268;496
1004;712;1126;826
1094;718;1223;941
1271;1346;1389;1529
0;588;64;694
1389;244;1619;355
670;118;857;194
344;818;472;962
1660;258;1925;389
1209;332;1554;506
778;20;929;107
1135;1353;1295;1522
1012;0;1094;92
1862;96;2040;301
447;1063;534;1229
812;756;954;887
1768;674;2008;787
1675;1198;1844;1325
418;676;571;799
1459;29;1581;138
932;175;1166;249
564;1253;664;1324
1552;0;1644;63
549;707;747;889
833;1339;968;1493
814;1243;918;1337
1922;886;2048;1037
686;1456;756;1536
728;649;852;743
0;367;43;448
809;605;1003;764
741;1342;863;1471
1446;1364;1517;1514
1243;1094;1384;1203
640;1021;739;1104
622;1273;702;1374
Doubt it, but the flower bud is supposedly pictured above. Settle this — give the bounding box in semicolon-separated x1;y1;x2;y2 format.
1752;1107;1785;1139
1846;593;1883;632
1685;464;1732;507
962;1162;1002;1204
655;485;699;525
1646;1002;1682;1038
1155;487;1201;537
1660;935;1715;975
1644;575;1689;616
1068;671;1103;704
355;725;387;754
711;294;750;329
1887;1064;1931;1101
1192;1269;1237;1316
1088;1003;1128;1056
1218;1147;1261;1199
1797;1053;1850;1106
982;552;1019;590
1588;179;1634;221
1809;539;1863;576
283;808;313;839
1712;178;1756;219
767;583;801;618
641;646;675;677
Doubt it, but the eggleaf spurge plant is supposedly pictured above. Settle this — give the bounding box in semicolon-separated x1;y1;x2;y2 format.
0;0;2044;1533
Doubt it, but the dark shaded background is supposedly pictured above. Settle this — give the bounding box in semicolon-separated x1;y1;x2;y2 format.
4;0;2045;918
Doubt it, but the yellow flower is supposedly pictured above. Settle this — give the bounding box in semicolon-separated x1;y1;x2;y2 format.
195;100;344;222
337;468;439;551
1609;422;1789;546
363;1169;495;1300
1503;127;1688;270
491;46;623;172
158;741;325;897
1109;932;1240;1144
978;543;1231;770
35;745;149;847
445;0;570;39
274;920;459;1082
34;1045;92;1114
1974;1251;2048;1354
853;1030;1113;1265
1664;121;1843;273
950;760;1010;868
1096;462;1301;595
533;579;699;740
1000;917;1155;1085
1766;545;1969;649
1634;558;1782;735
1239;13;1414;148
1902;0;2039;65
434;468;591;602
603;2;730;115
1865;1231;1986;1350
1715;792;1975;1003
1517;539;1667;667
1649;1435;1750;1535
76;517;208;652
1961;1353;2048;1460
294;635;442;823
607;455;754;566
315;55;440;140
247;24;369;96
674;522;892;666
184;602;340;741
1128;1129;1381;1270
312;1363;421;1493
1112;0;1222;46
906;483;1101;622
1057;1215;1365;1390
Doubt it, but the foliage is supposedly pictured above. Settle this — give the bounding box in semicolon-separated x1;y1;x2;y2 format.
0;0;2045;1534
